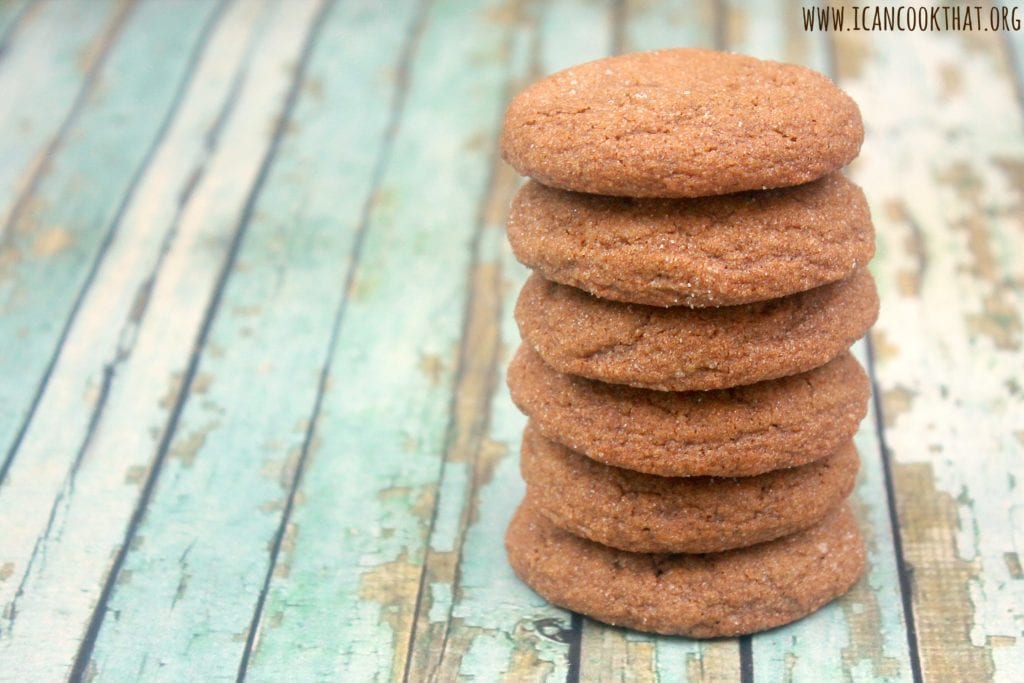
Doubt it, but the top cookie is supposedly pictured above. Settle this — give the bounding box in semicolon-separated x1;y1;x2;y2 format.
501;49;863;197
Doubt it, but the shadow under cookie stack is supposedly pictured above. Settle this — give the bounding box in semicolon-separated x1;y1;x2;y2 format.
499;49;879;637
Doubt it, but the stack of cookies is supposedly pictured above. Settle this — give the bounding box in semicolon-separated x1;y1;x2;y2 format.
499;49;879;637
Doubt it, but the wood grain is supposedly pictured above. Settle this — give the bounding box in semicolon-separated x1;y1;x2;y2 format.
0;4;228;677
834;19;1024;683
240;0;529;679
0;1;1020;680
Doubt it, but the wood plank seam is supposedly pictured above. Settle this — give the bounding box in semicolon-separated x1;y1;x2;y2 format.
825;27;925;683
610;0;626;56
399;28;521;675
0;0;136;244
0;0;229;523
229;0;437;677
865;336;925;683
739;636;753;683
0;5;238;669
1001;26;1024;115
565;612;583;683
0;0;139;486
74;0;324;671
822;25;926;683
57;0;325;678
46;0;255;547
0;0;37;60
713;0;727;51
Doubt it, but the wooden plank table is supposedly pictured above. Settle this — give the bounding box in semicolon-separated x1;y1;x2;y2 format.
0;0;1020;680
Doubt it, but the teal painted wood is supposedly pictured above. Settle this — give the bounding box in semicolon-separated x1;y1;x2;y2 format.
0;0;125;464
85;1;439;679
0;1;225;678
242;0;526;678
0;0;125;234
834;25;1024;683
620;0;717;53
54;0;333;679
0;0;33;41
0;3;1021;680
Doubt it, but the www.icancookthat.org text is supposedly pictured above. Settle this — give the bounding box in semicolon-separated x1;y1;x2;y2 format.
803;4;1022;31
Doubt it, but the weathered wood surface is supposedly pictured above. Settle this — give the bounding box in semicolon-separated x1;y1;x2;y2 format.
0;1;1020;681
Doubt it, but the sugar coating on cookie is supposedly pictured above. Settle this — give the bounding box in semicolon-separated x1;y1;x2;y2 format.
501;48;863;197
507;174;875;307
520;423;859;553
508;346;869;476
505;501;865;637
515;268;879;391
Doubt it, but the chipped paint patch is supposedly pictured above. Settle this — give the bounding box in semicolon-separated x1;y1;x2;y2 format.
871;329;900;362
841;499;903;678
168;422;219;466
191;372;214;394
358;550;422;680
428;581;452;623
583;625;657;681
681;641;741;682
123;465;146;485
418;353;445;385
882;385;917;428
430;462;469;553
159;371;184;409
31;227;74;257
272;522;299;579
894;463;995;680
1004;553;1023;579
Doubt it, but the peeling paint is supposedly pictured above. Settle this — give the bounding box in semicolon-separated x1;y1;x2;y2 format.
1004;553;1023;579
894;463;995;680
418;353;445;385
882;385;917;429
168;422;219;467
841;499;903;679
357;550;422;680
123;465;146;485
272;522;299;580
158;371;184;410
31;227;74;257
191;372;214;394
584;625;657;682
871;329;900;362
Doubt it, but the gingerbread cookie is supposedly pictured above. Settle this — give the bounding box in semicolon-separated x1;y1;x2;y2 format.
521;424;859;553
515;268;878;391
505;501;865;637
501;49;863;197
507;345;869;476
507;174;874;307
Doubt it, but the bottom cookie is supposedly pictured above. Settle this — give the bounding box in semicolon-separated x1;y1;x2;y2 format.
505;501;865;638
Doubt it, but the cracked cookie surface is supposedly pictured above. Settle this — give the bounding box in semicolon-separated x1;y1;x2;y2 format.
500;48;863;197
507;174;874;307
514;268;879;391
521;423;859;553
508;346;869;476
505;501;865;637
